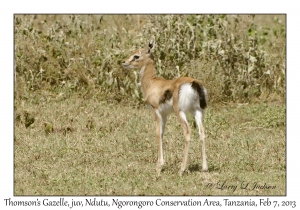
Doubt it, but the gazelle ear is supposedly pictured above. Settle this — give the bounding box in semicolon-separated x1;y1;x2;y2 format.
147;35;155;53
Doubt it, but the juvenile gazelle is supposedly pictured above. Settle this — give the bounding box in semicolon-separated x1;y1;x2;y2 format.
122;36;208;176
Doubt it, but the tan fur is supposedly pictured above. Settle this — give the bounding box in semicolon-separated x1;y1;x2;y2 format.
122;36;208;176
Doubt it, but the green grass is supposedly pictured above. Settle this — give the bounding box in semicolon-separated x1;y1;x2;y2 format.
14;95;285;195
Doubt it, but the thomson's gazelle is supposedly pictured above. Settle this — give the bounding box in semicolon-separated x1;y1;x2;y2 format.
122;36;208;176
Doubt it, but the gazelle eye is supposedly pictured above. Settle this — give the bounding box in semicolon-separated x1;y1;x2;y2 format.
133;55;140;60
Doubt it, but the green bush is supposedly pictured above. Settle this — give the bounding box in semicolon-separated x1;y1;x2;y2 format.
14;15;285;104
142;15;285;102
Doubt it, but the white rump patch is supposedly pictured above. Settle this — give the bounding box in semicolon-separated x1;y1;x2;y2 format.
178;83;200;113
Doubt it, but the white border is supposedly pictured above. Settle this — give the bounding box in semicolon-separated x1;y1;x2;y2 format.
2;0;299;209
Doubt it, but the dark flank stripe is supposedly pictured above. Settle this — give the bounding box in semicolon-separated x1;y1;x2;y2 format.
159;89;173;104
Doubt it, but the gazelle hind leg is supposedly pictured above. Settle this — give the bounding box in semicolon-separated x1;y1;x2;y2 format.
155;110;167;176
195;110;208;171
177;111;191;176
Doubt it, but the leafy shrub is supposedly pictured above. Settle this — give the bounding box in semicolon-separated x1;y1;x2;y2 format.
14;14;285;104
142;15;285;102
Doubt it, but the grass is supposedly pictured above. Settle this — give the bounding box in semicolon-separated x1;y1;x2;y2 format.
13;14;286;196
14;95;285;195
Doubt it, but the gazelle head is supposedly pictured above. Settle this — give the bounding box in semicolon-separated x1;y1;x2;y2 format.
122;35;155;69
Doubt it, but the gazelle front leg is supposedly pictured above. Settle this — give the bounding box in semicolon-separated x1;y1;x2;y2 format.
154;110;167;176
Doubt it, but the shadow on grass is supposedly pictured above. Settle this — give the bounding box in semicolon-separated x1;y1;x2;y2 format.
188;163;220;173
159;161;220;175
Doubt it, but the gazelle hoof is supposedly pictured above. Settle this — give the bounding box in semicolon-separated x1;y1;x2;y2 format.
156;166;162;176
178;169;184;177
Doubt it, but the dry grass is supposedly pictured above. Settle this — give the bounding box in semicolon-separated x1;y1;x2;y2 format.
14;95;285;195
14;14;286;196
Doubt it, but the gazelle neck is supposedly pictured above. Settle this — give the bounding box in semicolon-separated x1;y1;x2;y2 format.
140;61;156;83
139;61;157;98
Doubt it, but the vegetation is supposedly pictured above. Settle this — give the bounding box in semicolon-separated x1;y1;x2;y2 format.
14;97;285;195
14;14;285;103
14;15;286;195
